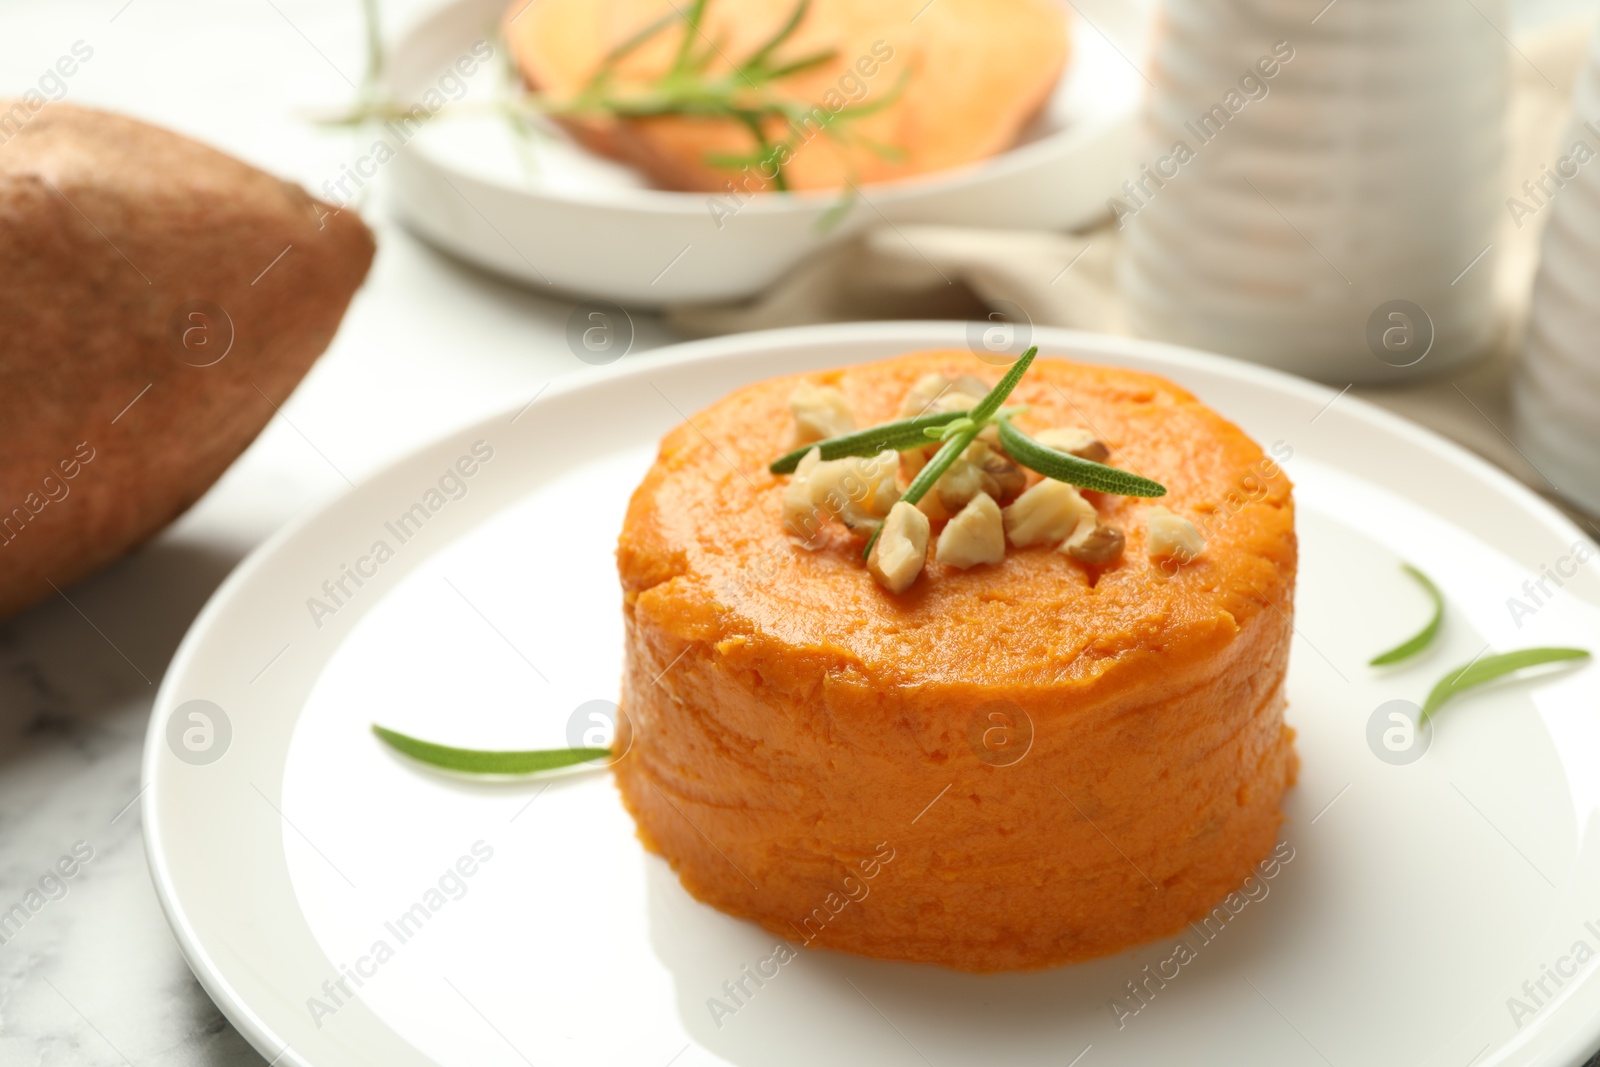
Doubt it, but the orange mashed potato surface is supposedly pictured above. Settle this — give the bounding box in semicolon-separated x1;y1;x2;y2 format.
613;349;1298;971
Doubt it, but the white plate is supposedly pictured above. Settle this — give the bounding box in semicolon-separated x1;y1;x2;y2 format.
144;322;1600;1067
383;0;1146;305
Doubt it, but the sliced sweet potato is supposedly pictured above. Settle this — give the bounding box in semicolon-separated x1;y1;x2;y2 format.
503;0;1071;192
0;103;374;620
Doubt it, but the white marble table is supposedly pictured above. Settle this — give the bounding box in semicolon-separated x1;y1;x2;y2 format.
0;209;676;1066
0;3;672;1061
2;1;1596;1064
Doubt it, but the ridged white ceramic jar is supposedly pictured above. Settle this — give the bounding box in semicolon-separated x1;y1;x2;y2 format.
1121;0;1508;383
1514;22;1600;515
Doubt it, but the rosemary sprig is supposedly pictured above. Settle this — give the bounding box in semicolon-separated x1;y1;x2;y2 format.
323;0;905;209
1370;563;1445;666
373;725;607;776
971;348;1037;423
1419;648;1590;725
769;410;974;473
995;418;1167;498
861;424;980;560
768;346;1169;558
883;354;1049;542
566;0;837;115
768;402;1031;473
857;349;1040;559
740;0;810;73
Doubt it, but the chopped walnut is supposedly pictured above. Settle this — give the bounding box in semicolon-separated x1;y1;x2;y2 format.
899;374;947;418
936;492;1006;569
976;443;1028;499
1146;506;1205;563
1063;522;1125;565
867;501;930;593
1002;479;1098;548
898;374;1007;496
931;441;1014;510
789;383;854;445
933;451;986;512
809;450;901;533
1035;426;1110;463
782;447;825;544
913;484;952;525
775;360;1171;587
899;373;990;419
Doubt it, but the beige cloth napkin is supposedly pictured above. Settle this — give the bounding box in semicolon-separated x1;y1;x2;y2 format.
668;17;1598;526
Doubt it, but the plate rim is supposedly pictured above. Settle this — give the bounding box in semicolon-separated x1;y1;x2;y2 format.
141;320;1600;1067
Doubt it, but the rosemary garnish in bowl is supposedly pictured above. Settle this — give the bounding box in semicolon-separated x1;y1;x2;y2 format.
325;0;904;197
556;0;874;194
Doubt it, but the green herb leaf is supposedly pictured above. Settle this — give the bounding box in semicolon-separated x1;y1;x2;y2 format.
855;136;908;163
670;0;710;74
741;0;813;73
775;344;1167;564
1420;648;1590;724
1369;563;1445;666
861;424;979;560
828;69;911;122
900;428;979;508
768;409;971;473
864;347;1043;545
760;49;839;81
996;418;1167;497
969;346;1037;423
927;417;976;441
814;187;857;233
331;0;900;193
596;11;678;70
373;725;608;776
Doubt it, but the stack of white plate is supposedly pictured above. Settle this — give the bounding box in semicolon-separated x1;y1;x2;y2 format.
1121;0;1507;383
1515;22;1600;515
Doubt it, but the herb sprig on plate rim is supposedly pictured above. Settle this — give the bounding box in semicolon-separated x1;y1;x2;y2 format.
1419;647;1589;725
1369;563;1445;666
373;725;609;777
1366;563;1590;727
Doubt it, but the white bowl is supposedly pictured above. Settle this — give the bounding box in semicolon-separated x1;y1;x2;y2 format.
383;0;1148;306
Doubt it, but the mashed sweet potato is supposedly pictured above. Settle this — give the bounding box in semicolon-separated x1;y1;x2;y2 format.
613;349;1298;971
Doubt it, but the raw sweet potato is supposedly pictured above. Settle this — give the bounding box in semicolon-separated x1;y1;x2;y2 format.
504;0;1071;192
0;103;374;620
